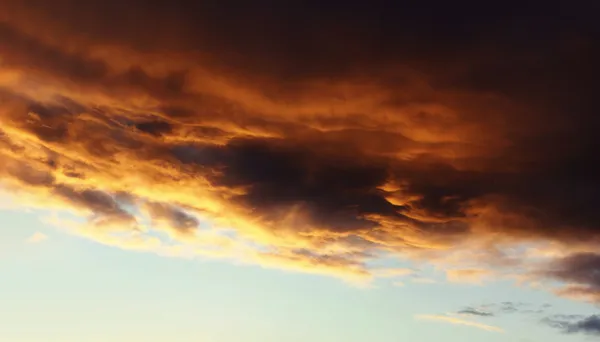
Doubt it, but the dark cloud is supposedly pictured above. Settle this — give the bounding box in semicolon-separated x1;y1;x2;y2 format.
52;185;137;228
547;254;600;287
134;120;174;137
7;1;597;79
6;162;56;188
543;314;600;336
167;130;600;243
143;201;199;236
457;302;551;317
542;253;600;303
0;0;599;280
171;138;403;234
0;22;108;82
458;308;494;317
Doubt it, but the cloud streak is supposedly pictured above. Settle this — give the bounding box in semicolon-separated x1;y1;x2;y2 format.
457;308;494;317
415;314;504;333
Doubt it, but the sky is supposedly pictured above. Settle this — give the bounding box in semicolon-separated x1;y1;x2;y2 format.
0;1;600;341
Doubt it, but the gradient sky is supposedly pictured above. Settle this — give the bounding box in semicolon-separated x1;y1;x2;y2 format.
2;208;598;342
1;1;600;341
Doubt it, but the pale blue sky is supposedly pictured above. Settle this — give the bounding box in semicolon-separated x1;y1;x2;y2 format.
1;209;596;342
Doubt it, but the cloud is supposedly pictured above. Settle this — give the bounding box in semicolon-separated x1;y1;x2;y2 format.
542;314;600;336
415;314;504;333
446;269;492;284
538;253;600;304
0;1;598;289
142;201;200;238
457;308;494;317
26;231;48;244
411;277;437;284
455;302;550;317
497;301;521;314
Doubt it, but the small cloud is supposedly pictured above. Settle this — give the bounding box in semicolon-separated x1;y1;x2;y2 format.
499;301;520;314
26;232;48;244
392;281;404;287
458;307;494;317
415;314;504;333
446;268;491;284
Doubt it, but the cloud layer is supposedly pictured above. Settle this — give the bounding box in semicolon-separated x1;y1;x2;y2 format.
0;1;599;288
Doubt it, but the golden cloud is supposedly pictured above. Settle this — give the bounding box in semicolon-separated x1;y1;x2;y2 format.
0;2;598;291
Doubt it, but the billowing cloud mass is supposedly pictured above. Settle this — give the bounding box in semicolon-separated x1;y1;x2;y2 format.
0;1;599;289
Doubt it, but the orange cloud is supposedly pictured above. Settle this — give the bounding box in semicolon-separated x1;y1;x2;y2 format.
0;1;598;297
446;269;493;284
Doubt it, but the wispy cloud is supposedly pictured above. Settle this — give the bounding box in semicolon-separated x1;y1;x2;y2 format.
455;302;550;317
25;231;48;244
415;314;504;333
457;308;494;317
